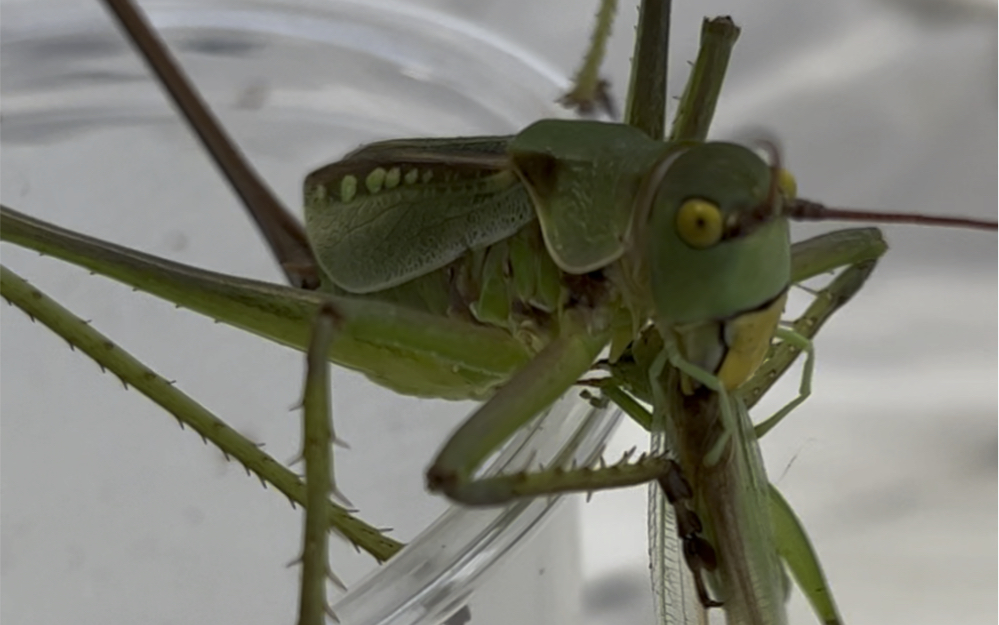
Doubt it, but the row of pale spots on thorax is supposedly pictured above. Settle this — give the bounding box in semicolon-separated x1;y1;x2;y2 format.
311;165;436;205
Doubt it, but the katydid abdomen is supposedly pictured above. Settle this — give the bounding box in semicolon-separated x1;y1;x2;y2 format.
317;221;568;356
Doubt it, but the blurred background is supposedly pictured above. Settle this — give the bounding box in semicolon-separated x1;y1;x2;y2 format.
2;1;996;624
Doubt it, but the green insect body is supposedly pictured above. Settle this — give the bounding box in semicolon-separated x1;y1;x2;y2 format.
304;118;794;412
302;108;814;623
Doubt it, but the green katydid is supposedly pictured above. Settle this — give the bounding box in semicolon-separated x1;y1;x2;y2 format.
2;1;996;624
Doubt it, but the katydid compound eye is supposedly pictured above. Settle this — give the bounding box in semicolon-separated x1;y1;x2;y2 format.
676;199;723;249
777;168;797;200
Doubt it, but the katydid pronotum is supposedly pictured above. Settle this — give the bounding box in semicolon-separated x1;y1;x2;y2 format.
1;1;999;624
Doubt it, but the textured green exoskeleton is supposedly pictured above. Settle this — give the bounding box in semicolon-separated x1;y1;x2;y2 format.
307;124;815;624
302;123;793;394
2;0;996;624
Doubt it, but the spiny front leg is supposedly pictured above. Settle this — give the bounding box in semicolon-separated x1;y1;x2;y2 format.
752;326;814;439
426;311;611;505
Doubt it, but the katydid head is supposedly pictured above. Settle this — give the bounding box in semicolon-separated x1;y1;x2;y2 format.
642;142;793;328
641;139;997;332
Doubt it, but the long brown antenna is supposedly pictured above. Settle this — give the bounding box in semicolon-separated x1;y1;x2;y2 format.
101;0;321;288
788;199;998;231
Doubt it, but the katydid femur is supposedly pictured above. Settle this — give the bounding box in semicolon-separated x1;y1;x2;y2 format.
3;0;996;624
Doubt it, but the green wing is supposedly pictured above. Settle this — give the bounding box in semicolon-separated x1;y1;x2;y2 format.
304;136;533;293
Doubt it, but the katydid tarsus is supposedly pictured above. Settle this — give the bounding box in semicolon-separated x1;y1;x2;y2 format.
2;1;997;625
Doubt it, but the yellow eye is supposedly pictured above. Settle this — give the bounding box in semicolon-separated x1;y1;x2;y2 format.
676;199;723;249
777;168;797;200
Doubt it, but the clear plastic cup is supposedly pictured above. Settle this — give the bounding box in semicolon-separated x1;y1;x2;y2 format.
0;2;620;624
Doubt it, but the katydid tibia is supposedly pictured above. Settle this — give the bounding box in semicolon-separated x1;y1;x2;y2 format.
2;0;996;624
